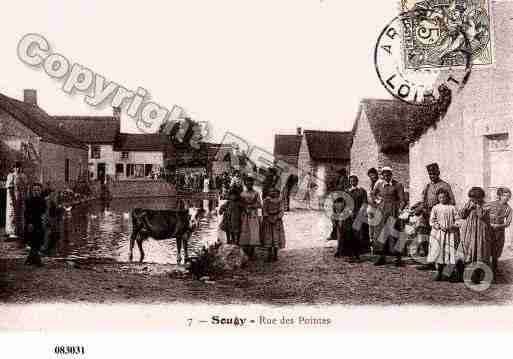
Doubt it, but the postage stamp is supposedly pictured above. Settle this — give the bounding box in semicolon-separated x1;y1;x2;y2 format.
374;7;473;106
399;0;493;69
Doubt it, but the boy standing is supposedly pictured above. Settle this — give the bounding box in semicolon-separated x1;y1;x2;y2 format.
486;187;512;281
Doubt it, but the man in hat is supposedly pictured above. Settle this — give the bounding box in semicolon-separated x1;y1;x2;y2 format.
371;166;406;266
416;162;455;270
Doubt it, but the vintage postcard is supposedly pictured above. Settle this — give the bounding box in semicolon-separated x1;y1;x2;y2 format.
1;0;513;357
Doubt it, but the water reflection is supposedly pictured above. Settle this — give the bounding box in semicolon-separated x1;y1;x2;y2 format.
47;198;219;264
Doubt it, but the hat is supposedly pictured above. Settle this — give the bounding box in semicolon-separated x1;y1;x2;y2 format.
381;166;392;172
426;163;440;173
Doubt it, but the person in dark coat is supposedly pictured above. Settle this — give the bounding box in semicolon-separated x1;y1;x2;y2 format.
372;167;406;266
347;175;368;261
24;183;47;266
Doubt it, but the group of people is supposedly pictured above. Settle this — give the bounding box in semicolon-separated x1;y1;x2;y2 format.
330;162;512;284
4;162;62;266
219;172;286;262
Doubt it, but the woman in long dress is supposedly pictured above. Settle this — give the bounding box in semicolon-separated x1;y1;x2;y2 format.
458;187;491;271
5;162;27;239
239;176;262;259
427;188;460;281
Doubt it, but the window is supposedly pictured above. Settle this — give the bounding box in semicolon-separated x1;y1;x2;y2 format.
115;163;124;174
487;133;509;151
91;145;101;159
121;151;129;160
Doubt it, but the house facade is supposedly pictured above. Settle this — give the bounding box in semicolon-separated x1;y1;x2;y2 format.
302;130;351;195
409;1;513;207
351;99;414;192
0;90;88;190
53;111;169;181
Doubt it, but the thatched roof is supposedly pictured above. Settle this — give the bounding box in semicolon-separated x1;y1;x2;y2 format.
353;98;434;153
52;115;120;144
274;134;302;158
0;92;87;150
303;130;352;161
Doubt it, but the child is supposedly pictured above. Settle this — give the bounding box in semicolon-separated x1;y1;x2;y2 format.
485;187;512;281
428;188;460;281
458;187;491;283
219;188;243;245
404;201;430;258
261;187;286;262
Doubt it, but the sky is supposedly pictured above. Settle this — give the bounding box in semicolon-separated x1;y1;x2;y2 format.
0;0;400;152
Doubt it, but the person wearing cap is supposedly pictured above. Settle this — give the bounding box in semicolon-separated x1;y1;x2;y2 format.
371;166;406;266
5;161;28;240
485;187;512;282
239;175;262;259
417;162;455;271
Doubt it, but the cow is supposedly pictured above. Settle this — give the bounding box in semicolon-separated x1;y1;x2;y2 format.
129;207;204;263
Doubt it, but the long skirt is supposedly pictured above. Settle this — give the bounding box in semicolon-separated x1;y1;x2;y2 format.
261;219;286;249
239;212;261;246
459;213;490;264
5;192;24;238
427;229;460;265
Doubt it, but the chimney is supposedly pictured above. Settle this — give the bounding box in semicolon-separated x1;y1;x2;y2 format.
296;127;302;135
23;89;37;106
113;106;121;120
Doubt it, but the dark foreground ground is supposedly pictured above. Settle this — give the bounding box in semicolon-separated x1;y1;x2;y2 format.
0;245;511;305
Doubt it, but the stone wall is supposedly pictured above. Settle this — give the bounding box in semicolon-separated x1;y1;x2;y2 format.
350;111;380;191
379;151;409;192
40;141;88;190
409;2;513;206
108;180;176;198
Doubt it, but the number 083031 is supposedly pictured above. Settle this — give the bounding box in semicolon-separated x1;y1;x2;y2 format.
54;346;85;355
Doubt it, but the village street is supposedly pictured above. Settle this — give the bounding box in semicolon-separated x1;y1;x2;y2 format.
1;200;512;306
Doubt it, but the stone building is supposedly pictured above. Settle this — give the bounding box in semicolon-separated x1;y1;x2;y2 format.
409;1;513;206
53;111;169;181
301;130;352;195
351;98;418;192
0;90;88;190
52;111;120;182
273;129;303;174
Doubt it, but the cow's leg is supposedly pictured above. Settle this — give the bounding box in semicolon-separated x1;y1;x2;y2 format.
176;235;183;265
129;230;137;262
183;232;190;262
137;234;145;263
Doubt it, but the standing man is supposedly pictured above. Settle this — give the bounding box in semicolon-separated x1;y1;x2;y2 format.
24;183;47;266
5;161;28;240
417;162;455;271
347;175;368;261
372;167;406;266
366;168;384;252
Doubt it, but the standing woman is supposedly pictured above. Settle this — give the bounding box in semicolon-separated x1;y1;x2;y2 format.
5;161;28;240
458;187;491;283
239;176;262;259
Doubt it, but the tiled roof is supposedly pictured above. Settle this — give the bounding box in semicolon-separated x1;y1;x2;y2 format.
303;130;352;161
354;98;428;153
273;134;302;158
0;92;87;150
114;133;169;152
52;116;120;144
